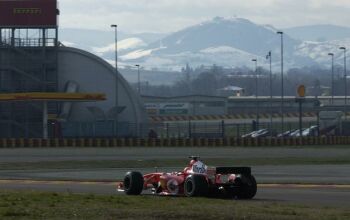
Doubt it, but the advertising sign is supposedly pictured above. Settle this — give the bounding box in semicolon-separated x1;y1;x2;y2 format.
144;103;159;115
159;103;189;115
297;85;306;97
144;103;190;115
0;0;58;27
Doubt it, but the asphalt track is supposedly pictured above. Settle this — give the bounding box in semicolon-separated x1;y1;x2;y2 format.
0;147;349;184
1;164;350;184
0;147;349;207
0;147;349;162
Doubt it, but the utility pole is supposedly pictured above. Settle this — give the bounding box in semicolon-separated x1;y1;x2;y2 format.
266;51;273;130
328;53;334;104
111;24;119;136
252;58;259;129
340;47;347;119
277;31;284;132
135;64;141;95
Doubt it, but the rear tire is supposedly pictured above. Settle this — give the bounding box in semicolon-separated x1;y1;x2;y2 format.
124;171;144;195
236;175;257;199
184;175;208;197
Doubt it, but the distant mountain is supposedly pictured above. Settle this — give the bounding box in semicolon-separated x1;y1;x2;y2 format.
295;38;350;65
117;17;315;70
147;17;299;57
285;25;350;42
58;28;166;51
58;18;350;79
59;28;113;49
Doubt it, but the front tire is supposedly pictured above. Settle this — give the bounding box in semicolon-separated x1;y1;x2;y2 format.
236;175;257;199
124;171;144;195
184;175;208;197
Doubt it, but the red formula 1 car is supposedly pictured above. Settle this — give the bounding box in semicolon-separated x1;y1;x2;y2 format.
118;156;257;199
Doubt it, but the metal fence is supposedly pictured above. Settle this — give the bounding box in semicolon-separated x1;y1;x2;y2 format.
149;120;322;138
0;118;326;139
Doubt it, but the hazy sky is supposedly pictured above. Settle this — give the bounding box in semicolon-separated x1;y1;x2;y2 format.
59;0;350;33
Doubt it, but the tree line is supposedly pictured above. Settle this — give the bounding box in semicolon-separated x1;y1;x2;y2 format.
138;64;347;97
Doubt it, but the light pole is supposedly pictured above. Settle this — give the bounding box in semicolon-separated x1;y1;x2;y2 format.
277;31;284;132
328;53;334;104
266;51;273;130
340;47;347;119
135;64;141;137
252;58;259;129
135;64;141;95
111;24;119;136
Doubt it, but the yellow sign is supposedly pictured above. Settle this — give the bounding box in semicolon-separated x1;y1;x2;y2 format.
13;8;42;15
297;85;306;97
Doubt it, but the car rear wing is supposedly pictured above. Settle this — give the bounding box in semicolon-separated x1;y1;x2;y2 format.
216;167;251;175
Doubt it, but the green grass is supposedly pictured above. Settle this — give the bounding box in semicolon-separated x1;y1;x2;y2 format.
0;191;348;220
0;157;349;171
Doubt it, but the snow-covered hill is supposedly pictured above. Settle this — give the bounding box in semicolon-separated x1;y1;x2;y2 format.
92;38;147;56
117;17;308;70
295;39;350;66
59;17;350;72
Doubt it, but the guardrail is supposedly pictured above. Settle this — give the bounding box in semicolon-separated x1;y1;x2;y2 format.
0;137;349;148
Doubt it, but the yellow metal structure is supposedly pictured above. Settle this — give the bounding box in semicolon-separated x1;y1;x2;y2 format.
0;92;106;139
0;92;106;102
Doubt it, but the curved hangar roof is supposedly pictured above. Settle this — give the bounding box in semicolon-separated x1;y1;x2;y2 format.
57;46;147;125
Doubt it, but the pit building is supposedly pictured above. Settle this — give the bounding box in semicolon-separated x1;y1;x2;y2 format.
0;0;147;138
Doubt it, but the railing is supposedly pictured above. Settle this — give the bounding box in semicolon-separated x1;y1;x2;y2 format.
0;136;348;148
49;120;321;139
0;119;337;139
1;38;57;47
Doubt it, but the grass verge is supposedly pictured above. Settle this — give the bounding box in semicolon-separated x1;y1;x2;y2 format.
0;191;349;220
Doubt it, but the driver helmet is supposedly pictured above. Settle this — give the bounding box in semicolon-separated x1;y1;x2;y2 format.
189;159;197;167
184;160;197;173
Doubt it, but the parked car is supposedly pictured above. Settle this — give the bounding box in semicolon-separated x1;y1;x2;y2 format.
241;131;257;138
277;129;296;138
302;125;318;137
251;129;270;138
241;129;266;138
285;125;319;137
290;129;305;137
